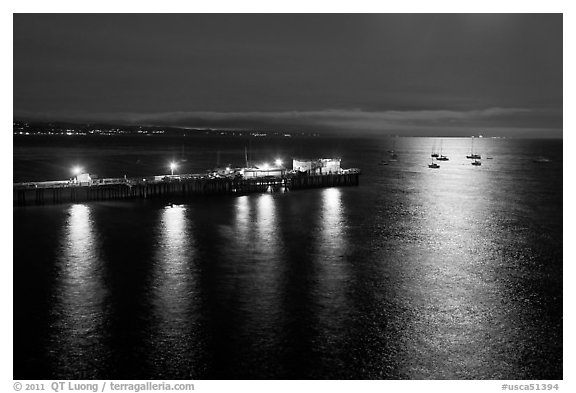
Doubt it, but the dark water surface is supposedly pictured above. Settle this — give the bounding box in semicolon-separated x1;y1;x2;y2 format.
13;136;562;379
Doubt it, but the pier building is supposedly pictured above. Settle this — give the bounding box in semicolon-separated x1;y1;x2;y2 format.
292;158;341;175
242;166;284;178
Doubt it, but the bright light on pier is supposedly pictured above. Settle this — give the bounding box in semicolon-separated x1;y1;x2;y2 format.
72;166;82;176
169;162;178;176
262;162;270;170
274;158;283;167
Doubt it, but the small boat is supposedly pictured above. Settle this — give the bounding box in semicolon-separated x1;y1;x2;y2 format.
436;140;449;160
471;160;481;166
428;158;440;168
389;137;398;160
431;140;439;157
378;151;389;165
466;136;481;159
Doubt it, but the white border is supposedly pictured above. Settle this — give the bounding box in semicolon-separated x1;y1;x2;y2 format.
4;3;572;392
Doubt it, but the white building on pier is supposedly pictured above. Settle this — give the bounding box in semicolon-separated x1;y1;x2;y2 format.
292;158;341;175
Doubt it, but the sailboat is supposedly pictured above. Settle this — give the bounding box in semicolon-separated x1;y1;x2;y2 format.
388;137;398;161
436;139;449;161
471;159;482;166
431;140;439;158
466;136;481;159
428;158;440;169
378;150;389;166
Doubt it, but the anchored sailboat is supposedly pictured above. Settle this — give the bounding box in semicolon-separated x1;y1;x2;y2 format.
436;139;449;161
431;140;439;158
466;136;481;159
388;137;398;161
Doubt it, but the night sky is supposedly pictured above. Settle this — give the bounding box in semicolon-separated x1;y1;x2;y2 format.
13;14;563;136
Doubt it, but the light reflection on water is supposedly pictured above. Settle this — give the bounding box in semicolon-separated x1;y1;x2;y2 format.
227;194;284;375
395;163;498;378
313;188;350;362
393;153;532;378
234;195;250;241
148;205;201;378
49;204;109;378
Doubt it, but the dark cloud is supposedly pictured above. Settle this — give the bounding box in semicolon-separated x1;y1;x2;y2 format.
13;14;562;136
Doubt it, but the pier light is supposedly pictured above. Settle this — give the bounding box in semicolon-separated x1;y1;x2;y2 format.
170;162;178;176
274;158;283;167
72;166;82;176
262;162;270;170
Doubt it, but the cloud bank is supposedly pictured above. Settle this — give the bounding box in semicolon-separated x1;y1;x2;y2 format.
15;107;562;137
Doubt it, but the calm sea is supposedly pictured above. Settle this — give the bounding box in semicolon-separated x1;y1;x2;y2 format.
13;135;563;379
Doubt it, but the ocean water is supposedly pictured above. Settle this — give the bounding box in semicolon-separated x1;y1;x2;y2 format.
13;135;562;379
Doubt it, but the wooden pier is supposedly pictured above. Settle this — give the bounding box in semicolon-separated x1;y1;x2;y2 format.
13;172;360;206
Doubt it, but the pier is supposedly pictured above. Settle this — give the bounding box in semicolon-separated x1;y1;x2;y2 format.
13;172;360;207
